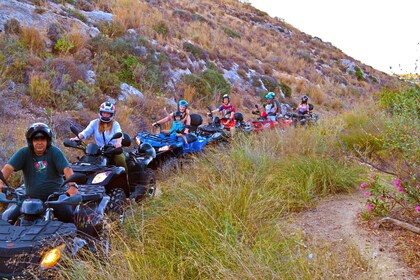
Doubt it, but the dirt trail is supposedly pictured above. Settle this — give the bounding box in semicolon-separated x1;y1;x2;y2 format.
292;193;415;280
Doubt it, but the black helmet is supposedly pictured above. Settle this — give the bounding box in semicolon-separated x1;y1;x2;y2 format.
301;95;309;102
98;102;116;123
222;94;230;102
234;112;244;121
173;111;182;119
26;122;53;149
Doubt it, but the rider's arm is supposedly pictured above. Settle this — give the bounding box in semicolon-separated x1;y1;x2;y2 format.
63;166;78;196
184;115;191;134
0;164;14;188
153;115;170;126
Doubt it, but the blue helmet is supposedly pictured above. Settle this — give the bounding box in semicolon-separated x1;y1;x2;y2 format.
178;100;188;108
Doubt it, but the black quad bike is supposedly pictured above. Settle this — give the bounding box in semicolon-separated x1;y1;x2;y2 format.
0;172;89;279
291;104;320;127
63;125;156;224
196;107;230;141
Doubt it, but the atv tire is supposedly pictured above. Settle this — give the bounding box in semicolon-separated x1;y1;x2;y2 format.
145;168;156;199
134;168;156;202
107;188;126;226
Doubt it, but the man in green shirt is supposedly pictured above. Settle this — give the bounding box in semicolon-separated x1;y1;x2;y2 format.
0;122;78;223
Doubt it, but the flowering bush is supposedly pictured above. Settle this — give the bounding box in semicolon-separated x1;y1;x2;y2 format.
360;173;420;218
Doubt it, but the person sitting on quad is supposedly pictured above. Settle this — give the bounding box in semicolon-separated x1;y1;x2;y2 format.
207;94;236;129
0;122;78;223
295;95;311;116
70;102;128;174
253;93;278;122
168;111;188;145
152;99;192;138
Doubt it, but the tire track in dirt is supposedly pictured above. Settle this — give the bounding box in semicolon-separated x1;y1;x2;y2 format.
292;193;415;280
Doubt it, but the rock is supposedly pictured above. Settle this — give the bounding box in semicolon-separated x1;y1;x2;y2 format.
0;0;97;38
80;10;113;25
119;83;145;101
86;70;96;85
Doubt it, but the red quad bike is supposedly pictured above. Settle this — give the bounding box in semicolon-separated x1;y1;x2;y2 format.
249;105;279;131
276;113;294;129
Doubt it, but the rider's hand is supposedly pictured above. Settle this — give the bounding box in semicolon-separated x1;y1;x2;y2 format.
65;184;79;196
69;137;78;141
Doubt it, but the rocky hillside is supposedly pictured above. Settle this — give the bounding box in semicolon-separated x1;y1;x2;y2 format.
0;0;403;153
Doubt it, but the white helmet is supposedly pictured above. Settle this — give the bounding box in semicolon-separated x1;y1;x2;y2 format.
98;102;116;122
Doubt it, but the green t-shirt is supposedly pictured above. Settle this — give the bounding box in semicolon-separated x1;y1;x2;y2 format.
8;146;70;200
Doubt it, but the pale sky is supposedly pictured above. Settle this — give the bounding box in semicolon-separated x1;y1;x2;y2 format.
247;0;420;74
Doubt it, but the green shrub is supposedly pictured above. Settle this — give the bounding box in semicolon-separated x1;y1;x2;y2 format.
261;75;278;92
183;42;205;60
354;66;364;80
95;21;125;38
119;55;140;84
54;36;75;54
222;27;241;39
182;73;211;100
338;111;385;157
29;75;53;104
152;21;169;37
279;82;292;97
62;7;87;23
182;69;230;102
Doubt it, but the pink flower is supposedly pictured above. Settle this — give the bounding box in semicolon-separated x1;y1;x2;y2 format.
364;191;372;197
368;182;374;187
369;173;376;178
360;182;367;190
367;204;374;212
415;206;420;213
397;187;405;192
393;179;401;187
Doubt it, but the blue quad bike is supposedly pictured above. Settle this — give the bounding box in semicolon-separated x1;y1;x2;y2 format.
135;114;211;169
63;125;157;224
0;172;111;278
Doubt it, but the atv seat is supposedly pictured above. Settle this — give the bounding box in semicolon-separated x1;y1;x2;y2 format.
185;134;197;143
189;114;203;132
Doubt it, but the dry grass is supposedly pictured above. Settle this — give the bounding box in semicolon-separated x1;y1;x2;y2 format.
29;73;52;104
68;28;88;53
20;26;45;55
112;0;149;31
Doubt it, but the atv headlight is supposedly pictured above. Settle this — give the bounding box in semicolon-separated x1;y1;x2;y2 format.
158;146;170;152
135;136;141;146
40;243;65;269
92;171;111;184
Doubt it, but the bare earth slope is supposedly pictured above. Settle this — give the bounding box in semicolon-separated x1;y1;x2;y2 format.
292;193;415;280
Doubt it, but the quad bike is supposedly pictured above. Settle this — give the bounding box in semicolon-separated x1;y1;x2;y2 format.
291;104;319;127
135;114;210;169
196;107;232;141
233;112;253;133
63;125;156;224
249;105;279;131
0;172;90;278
